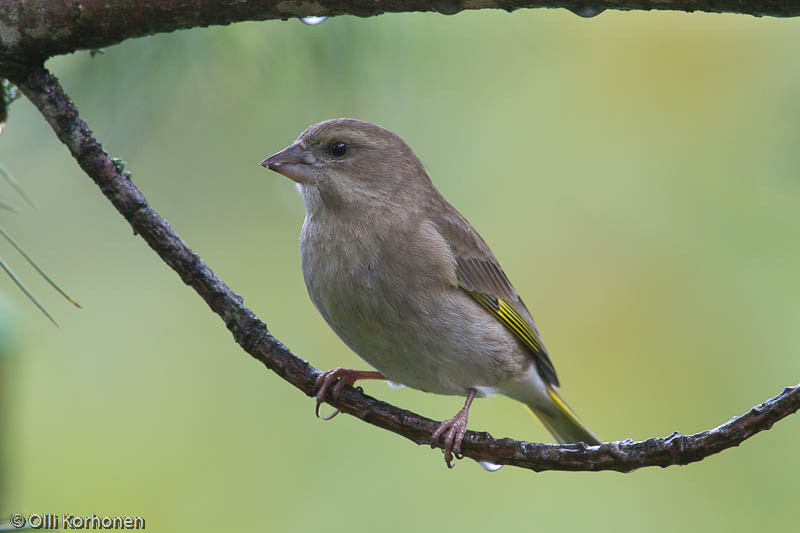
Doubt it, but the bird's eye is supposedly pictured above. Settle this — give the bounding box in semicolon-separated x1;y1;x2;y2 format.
330;142;348;157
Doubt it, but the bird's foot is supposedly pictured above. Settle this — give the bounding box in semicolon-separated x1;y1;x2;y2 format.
431;389;477;468
314;368;385;420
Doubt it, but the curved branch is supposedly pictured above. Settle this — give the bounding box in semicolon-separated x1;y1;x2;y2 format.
1;1;798;76
12;64;799;472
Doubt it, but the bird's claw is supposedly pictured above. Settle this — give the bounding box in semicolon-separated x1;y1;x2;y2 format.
314;369;345;420
431;407;470;468
313;368;385;420
430;389;476;468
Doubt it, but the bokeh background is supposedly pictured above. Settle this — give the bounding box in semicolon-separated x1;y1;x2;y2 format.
1;8;799;532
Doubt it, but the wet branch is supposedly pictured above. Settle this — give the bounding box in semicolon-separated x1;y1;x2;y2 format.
1;1;798;77
12;64;799;472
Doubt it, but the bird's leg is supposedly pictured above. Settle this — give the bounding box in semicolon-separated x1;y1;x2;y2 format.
431;389;477;468
314;368;386;420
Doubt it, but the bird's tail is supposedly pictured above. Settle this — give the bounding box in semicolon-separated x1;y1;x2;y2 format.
528;385;601;445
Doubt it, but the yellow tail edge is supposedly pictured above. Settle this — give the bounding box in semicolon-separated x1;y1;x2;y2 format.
527;385;601;445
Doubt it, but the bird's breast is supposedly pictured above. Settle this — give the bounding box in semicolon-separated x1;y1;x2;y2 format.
298;216;527;395
300;217;386;332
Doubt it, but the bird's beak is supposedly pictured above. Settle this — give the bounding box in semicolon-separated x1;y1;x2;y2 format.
260;143;316;184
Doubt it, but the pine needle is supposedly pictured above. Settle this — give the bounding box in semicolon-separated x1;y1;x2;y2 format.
0;224;81;308
0;256;58;326
0;198;19;212
0;160;38;208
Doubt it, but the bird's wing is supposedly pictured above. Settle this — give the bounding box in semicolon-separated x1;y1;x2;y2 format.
430;212;559;386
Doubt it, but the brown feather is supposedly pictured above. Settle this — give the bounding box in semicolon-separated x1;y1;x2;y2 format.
427;205;559;386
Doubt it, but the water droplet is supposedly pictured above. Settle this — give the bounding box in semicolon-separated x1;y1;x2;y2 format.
299;16;328;26
568;6;605;18
478;461;503;472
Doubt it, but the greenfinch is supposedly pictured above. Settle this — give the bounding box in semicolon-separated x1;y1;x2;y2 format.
261;118;600;466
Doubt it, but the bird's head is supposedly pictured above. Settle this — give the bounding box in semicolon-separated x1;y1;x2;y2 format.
261;118;429;213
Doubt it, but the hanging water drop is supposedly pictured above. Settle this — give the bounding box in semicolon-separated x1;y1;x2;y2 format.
568;6;605;18
299;16;329;26
478;461;503;472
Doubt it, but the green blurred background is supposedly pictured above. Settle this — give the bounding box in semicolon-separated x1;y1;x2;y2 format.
1;8;799;532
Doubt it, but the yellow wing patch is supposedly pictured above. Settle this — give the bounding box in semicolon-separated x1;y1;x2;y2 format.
462;285;545;354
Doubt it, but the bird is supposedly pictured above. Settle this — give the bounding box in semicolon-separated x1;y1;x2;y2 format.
260;118;600;467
